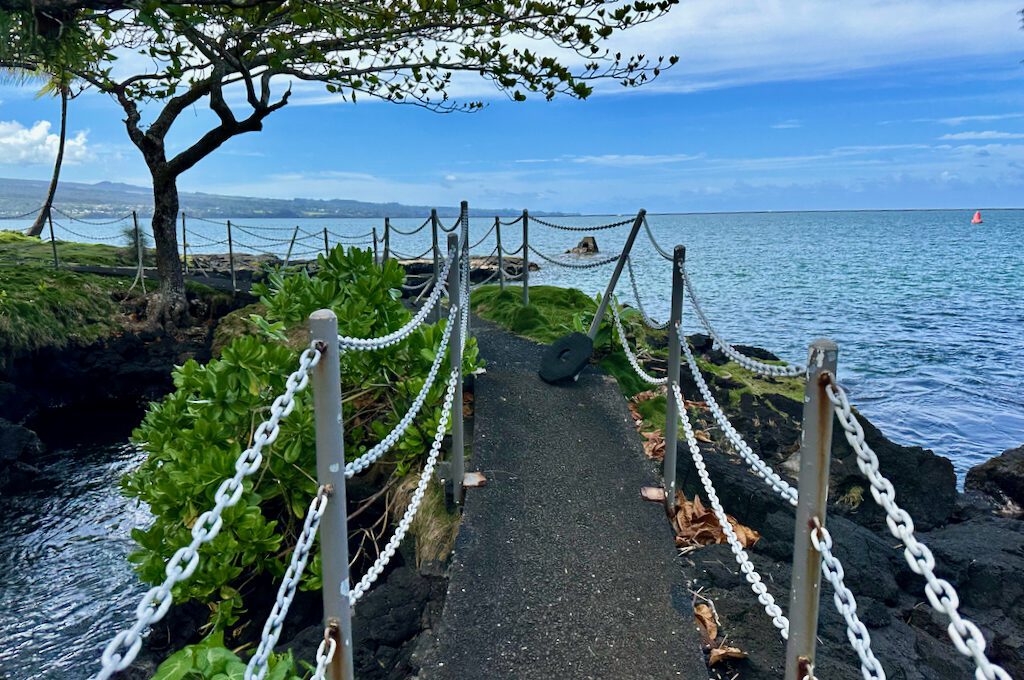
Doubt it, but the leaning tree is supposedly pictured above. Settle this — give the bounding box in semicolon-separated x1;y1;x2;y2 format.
1;1;678;325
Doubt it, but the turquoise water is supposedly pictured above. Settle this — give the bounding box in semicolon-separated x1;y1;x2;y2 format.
3;209;1022;478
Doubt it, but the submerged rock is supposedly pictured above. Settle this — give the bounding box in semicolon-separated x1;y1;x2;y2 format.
566;236;599;255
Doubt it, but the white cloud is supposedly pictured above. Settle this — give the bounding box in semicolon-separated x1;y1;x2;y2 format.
772;120;802;129
0;120;90;165
515;153;703;166
934;113;1024;126
939;130;1024;140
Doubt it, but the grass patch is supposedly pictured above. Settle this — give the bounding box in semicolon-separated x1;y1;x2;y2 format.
471;284;597;344
0;229;151;268
697;356;805;404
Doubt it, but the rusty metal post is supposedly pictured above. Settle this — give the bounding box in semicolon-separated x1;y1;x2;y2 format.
47;211;58;269
587;209;645;340
431;209;441;323
447;233;465;505
784;339;839;680
383;217;391;261
662;245;686;514
226;220;236;293
495;217;505;291
521;209;530;305
181;212;188;274
309;309;355;680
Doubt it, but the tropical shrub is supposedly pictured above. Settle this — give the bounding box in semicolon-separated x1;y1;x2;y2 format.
150;632;299;680
123;246;478;629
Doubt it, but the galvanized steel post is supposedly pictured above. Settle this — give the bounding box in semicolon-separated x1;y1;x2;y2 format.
132;211;146;293
309;309;356;680
460;201;471;338
47;211;58;269
226;220;237;293
322;227;329;256
372;227;379;265
181;212;189;274
495;217;505;291
783;339;839;680
587;209;646;341
383;218;391;261
284;226;300;267
662;245;686;514
521;209;530;306
431;209;441;323
447;233;465;505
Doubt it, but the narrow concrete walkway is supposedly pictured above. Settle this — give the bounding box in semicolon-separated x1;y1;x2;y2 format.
426;318;707;679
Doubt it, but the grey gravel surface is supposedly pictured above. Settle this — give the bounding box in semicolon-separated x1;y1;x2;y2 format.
425;317;707;679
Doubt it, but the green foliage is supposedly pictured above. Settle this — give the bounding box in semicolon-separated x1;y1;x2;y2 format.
151;632;300;680
124;246;479;628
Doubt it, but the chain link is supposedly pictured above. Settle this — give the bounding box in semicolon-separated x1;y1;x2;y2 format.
625;256;668;329
349;368;459;605
310;634;337;680
51;220;126;242
469;223;497;249
530;215;635;232
673;384;791;639
95;347;321;679
825;381;1011;680
337;244;456;351
501;243;524;256
610;301;667;385
245;488;330;680
498;214;524;226
51;207;132;226
811;521;886;680
680;338;799;506
642;214;674;261
345;302;456;478
389;216;432;236
682;265;806;378
392;245;435;260
527;244;620;270
0;207;43;219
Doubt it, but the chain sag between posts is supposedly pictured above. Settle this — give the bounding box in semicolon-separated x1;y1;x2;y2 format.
530;215;635;232
682;265;806;378
610;301;667;385
625;256;668;329
95;347;322;679
680;338;799;506
826;380;1011;680
673;384;791;638
527;244;620;270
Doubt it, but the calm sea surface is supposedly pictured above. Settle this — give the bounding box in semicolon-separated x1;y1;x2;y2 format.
0;209;1021;675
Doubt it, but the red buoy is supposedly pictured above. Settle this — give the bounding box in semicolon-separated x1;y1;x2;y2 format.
972;210;983;224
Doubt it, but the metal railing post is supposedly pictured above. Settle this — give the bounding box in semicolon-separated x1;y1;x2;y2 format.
495;217;505;291
132;211;146;293
323;227;329;255
373;227;380;265
587;209;646;340
447;233;465;505
431;209;441;323
383;218;391;261
783;339;839;680
309;309;356;680
460;201;471;337
181;212;189;274
284;226;300;266
663;245;686;514
226;220;237;293
47;211;58;269
521;209;530;305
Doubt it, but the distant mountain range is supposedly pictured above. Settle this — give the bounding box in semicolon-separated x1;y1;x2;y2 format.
0;177;567;219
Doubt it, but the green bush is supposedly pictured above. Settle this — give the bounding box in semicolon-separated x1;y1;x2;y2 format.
150;632;299;680
124;246;478;629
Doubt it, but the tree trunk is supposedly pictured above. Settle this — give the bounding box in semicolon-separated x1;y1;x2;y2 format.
149;170;189;327
25;86;67;238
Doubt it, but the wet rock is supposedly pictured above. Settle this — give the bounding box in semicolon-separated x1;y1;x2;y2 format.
0;418;44;491
566;236;599;255
965;445;1024;517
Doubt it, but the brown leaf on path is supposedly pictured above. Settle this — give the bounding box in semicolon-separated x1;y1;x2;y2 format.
694;603;718;645
709;646;748;666
633;389;662;404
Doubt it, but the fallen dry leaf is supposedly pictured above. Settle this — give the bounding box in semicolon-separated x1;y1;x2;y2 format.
672;491;760;549
641;430;665;461
463;392;474;418
694;430;712;443
633;389;663;404
694;603;718;645
709;646;748;666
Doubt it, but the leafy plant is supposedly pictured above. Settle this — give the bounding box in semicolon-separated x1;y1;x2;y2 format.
124;246;478;630
151;631;300;680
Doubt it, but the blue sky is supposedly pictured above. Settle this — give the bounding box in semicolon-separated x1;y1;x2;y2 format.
1;0;1022;213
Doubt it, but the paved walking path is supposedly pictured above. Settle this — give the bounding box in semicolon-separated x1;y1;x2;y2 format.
426;318;707;679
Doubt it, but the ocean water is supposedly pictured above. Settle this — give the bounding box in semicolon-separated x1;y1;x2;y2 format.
3;209;1022;478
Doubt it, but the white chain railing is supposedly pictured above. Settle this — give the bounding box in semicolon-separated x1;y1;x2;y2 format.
673;384;791;639
811;520;886;680
610;301;667;385
625;256;668;329
310;635;337;680
680;338;799;507
338;244;456;351
345;300;456;478
641;214;674;261
245;488;330;680
826;381;1011;680
682;266;806;379
348;367;459;606
96;347;322;679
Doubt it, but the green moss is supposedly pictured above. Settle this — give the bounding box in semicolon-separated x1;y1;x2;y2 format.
0;229;149;268
695;355;805;404
471;285;596;345
210;302;266;356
